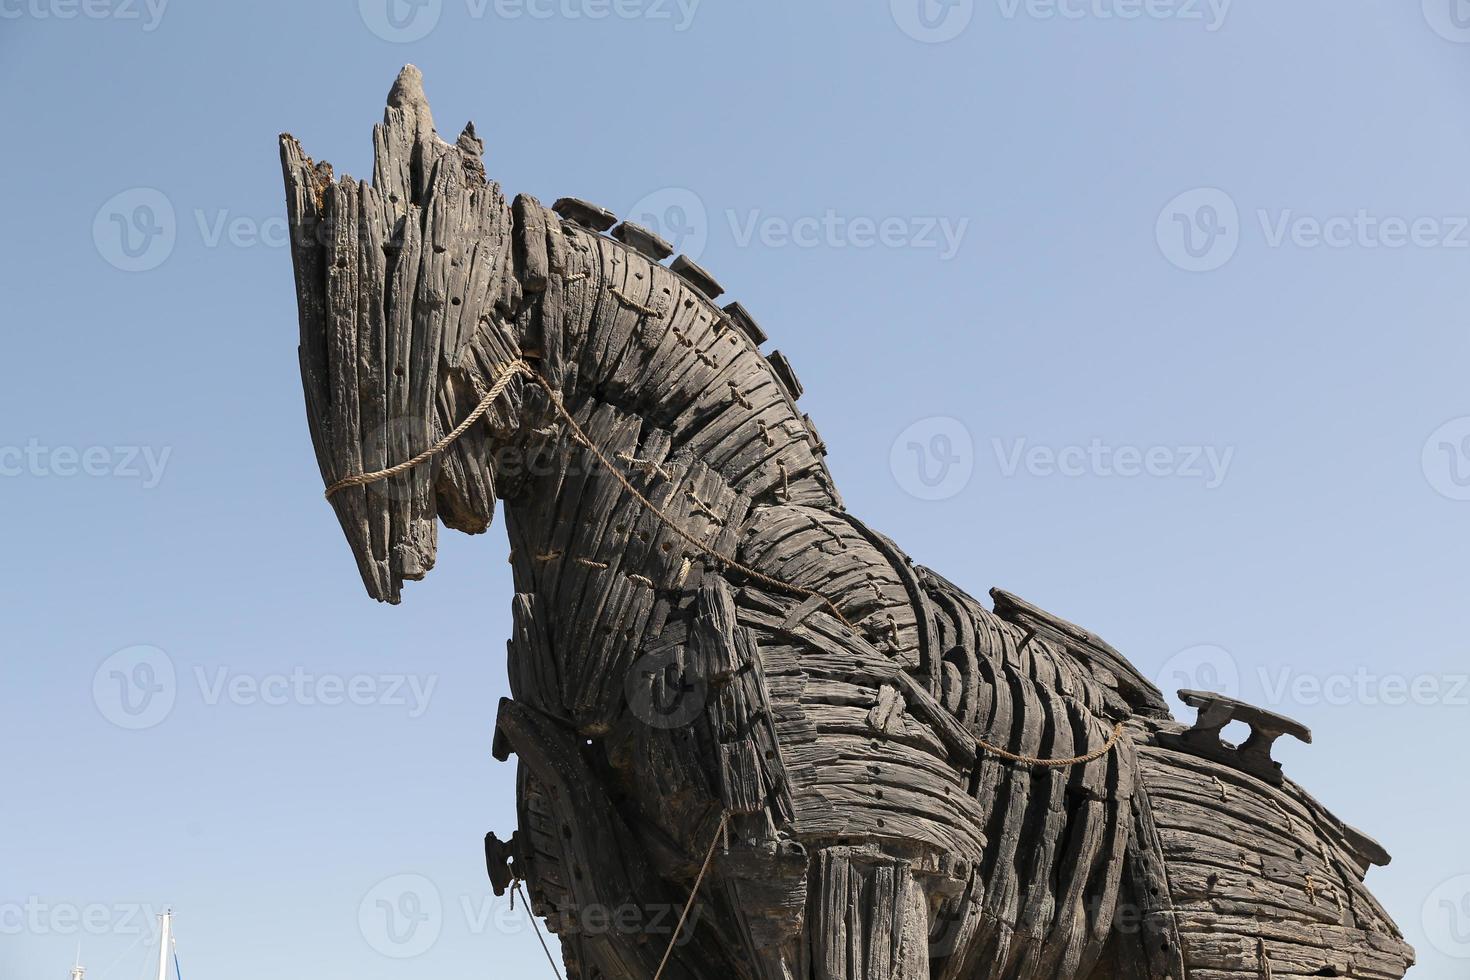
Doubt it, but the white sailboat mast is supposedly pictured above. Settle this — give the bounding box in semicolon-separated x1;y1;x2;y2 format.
155;910;173;980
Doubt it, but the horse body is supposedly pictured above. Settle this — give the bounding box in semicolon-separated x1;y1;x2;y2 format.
280;67;1414;980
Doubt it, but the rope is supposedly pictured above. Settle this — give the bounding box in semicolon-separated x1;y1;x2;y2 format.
616;452;673;481
323;359;531;499
513;879;564;980
319;358;1130;772
976;721;1125;768
319;357;851;626
609;286;662;317
653;811;729;980
523;372;854;629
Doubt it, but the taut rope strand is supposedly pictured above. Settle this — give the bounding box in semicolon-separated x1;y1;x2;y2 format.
512;879;564;980
523;372;854;629
323;358;532;499
320;358;1128;771
652;811;729;980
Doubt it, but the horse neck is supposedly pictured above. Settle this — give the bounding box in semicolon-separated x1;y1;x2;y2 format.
495;218;954;730
514;215;842;517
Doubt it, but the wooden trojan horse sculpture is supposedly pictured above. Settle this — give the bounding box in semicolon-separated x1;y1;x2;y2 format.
280;67;1415;980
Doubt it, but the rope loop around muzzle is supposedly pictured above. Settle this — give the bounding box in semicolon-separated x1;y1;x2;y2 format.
323;359;532;500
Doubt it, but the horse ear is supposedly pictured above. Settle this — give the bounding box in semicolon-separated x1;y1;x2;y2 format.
455;121;488;185
386;64;436;143
376;65;459;209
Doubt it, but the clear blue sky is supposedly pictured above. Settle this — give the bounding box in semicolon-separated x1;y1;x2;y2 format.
3;2;1469;977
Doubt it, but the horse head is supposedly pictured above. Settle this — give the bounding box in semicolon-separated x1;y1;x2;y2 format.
280;65;534;602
